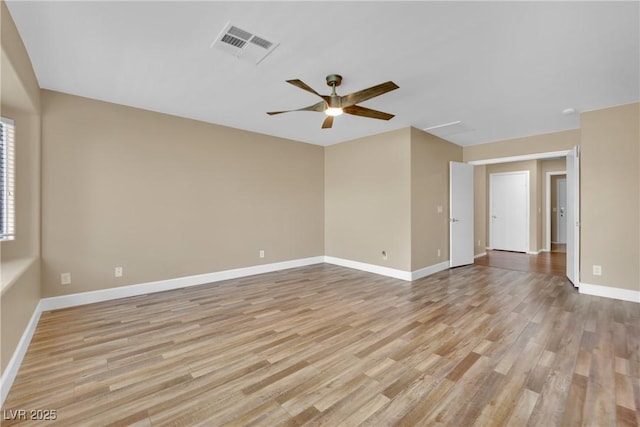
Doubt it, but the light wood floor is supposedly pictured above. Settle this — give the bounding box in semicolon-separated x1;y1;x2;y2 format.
475;250;567;276
3;264;639;426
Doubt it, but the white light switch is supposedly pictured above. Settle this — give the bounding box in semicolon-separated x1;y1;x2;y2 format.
437;205;443;213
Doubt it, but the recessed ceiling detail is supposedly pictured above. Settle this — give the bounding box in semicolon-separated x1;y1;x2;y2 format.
423;121;473;137
211;22;279;65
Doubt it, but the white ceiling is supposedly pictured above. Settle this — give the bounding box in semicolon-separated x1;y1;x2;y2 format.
6;1;639;147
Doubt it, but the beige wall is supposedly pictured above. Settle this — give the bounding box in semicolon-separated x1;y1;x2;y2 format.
485;160;539;252
41;90;324;297
581;103;639;291
473;165;486;256
325;127;461;272
325;128;412;271
463;129;580;162
410;127;463;270
1;1;42;375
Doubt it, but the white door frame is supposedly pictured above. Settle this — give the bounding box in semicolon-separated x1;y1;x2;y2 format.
545;170;566;251
489;170;530;252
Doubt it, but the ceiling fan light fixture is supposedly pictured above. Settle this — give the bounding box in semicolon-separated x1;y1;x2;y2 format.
267;74;398;128
325;107;343;116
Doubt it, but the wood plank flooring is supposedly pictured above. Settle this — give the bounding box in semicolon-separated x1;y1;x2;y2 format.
2;264;639;426
475;250;567;276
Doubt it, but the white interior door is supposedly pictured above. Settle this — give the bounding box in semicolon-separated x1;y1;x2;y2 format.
449;161;474;268
490;172;529;252
566;147;580;286
557;178;567;244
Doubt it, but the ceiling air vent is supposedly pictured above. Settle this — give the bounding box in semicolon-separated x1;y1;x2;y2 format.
250;36;273;50
220;33;246;49
211;22;279;65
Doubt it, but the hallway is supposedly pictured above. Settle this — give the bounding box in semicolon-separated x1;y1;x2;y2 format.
474;249;566;276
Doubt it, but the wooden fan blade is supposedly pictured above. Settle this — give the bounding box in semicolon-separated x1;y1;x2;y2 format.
267;101;327;115
321;115;334;129
343;105;395;120
286;79;330;102
341;81;399;108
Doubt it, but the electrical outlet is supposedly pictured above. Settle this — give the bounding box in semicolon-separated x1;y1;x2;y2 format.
115;267;123;277
437;249;441;257
61;272;71;285
382;250;388;260
437;205;443;214
259;250;265;258
477;240;481;246
593;265;602;276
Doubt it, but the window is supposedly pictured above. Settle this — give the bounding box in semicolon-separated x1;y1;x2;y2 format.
0;117;15;241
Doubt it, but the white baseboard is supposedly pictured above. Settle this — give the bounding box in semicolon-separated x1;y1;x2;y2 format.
579;282;640;303
40;256;325;311
0;300;43;407
323;256;450;282
36;256;463;312
474;252;487;259
411;261;450;280
323;256;412;281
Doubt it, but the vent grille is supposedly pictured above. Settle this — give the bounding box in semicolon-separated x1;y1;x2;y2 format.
221;34;246;48
211;22;279;65
250;36;273;50
228;26;252;41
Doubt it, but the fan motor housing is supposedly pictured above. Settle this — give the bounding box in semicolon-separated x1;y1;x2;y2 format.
328;95;341;108
326;74;342;87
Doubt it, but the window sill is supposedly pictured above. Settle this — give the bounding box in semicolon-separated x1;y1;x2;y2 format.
1;256;38;296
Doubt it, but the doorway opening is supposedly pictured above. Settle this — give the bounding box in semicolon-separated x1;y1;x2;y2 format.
466;148;579;283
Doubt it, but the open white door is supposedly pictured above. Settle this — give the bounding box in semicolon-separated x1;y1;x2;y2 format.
566;146;580;287
449;161;474;267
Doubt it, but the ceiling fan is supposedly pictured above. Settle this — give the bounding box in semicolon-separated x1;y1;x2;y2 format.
267;74;399;129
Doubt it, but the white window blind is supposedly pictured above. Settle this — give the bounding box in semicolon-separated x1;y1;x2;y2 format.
1;117;15;241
